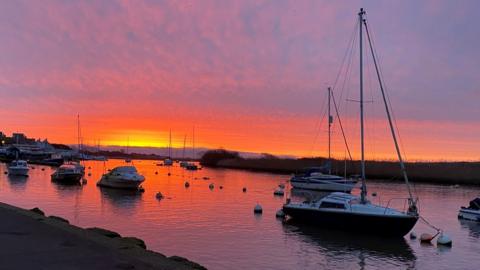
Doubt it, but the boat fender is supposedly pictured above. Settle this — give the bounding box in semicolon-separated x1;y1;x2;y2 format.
420;233;434;243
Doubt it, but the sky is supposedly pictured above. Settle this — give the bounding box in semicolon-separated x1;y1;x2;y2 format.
0;0;479;161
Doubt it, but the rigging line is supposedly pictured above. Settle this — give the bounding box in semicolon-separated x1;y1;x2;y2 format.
331;90;353;161
365;19;409;162
363;18;416;206
337;21;358;107
307;92;328;157
332;19;360;91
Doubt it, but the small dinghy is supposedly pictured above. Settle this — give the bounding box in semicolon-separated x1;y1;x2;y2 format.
458;197;480;222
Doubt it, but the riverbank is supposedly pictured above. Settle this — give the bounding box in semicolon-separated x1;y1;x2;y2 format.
0;202;206;270
200;151;480;185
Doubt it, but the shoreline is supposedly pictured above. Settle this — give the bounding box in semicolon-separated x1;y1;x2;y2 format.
0;202;206;270
201;158;480;186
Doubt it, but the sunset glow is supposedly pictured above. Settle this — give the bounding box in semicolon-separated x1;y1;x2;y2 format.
1;1;479;161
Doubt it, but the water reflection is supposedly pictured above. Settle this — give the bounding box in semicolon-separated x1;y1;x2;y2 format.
284;221;417;269
7;175;28;191
98;187;142;211
459;219;480;238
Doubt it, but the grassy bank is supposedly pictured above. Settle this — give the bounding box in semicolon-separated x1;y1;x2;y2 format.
200;150;480;185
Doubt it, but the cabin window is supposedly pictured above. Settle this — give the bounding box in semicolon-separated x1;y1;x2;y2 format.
319;202;345;209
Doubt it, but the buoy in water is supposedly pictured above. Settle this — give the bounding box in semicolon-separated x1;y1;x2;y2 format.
203;177;209;180
275;209;285;218
278;184;285;189
184;181;190;188
81;178;87;184
155;192;164;199
437;233;452;247
209;183;214;189
88;166;91;169
372;192;377;197
219;186;223;189
3;171;7;175
155;171;158;175
31;166;35;169
420;233;434;243
242;187;247;192
254;204;263;214
410;232;417;239
87;172;91;176
167;172;171;176
41;168;45;171
273;188;285;196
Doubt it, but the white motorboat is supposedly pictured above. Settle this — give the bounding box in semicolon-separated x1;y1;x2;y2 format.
458;198;480;222
51;164;83;184
283;8;419;237
7;160;29;176
97;166;145;190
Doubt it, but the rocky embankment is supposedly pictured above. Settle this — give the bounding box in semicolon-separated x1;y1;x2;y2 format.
0;202;206;270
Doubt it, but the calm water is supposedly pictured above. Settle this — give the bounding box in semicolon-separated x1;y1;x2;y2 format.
1;160;479;270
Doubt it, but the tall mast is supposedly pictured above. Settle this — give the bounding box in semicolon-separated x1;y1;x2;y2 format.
363;17;417;212
359;8;367;203
192;127;195;160
169;129;172;158
182;135;187;159
327;87;332;174
77;114;81;154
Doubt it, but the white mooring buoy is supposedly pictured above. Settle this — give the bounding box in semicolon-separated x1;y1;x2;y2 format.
437;232;452;247
275;209;285;218
254;204;263;214
273;187;285;196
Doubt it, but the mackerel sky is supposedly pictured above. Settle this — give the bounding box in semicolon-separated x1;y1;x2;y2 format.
0;0;479;160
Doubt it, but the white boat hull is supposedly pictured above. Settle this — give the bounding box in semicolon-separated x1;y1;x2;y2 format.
7;167;29;176
458;208;480;222
291;180;356;192
97;176;144;190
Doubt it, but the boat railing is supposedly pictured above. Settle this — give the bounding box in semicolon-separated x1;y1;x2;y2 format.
383;197;410;214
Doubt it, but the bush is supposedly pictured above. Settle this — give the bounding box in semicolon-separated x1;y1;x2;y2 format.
200;149;241;166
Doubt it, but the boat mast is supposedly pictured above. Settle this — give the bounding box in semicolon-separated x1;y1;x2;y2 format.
359;8;367;203
192;126;195;160
169;129;172;159
362;16;417;212
182;134;186;160
327;87;332;174
77;114;81;158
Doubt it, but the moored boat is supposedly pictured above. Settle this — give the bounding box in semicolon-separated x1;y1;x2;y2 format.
51;164;84;184
7;160;29;176
458;197;480;222
290;167;357;192
97;166;145;190
283;8;419;238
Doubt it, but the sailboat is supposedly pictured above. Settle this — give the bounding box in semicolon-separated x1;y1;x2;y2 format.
185;127;198;170
179;135;189;167
164;129;173;166
283;8;419;237
290;87;357;192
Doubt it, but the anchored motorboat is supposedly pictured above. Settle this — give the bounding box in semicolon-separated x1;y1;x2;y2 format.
458;197;480;222
283;8;419;237
51;163;84;184
7;160;29;176
97;166;145;190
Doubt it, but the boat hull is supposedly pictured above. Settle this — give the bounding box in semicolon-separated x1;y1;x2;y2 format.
97;177;143;190
458;208;480;222
290;179;357;192
51;173;83;184
283;205;418;237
